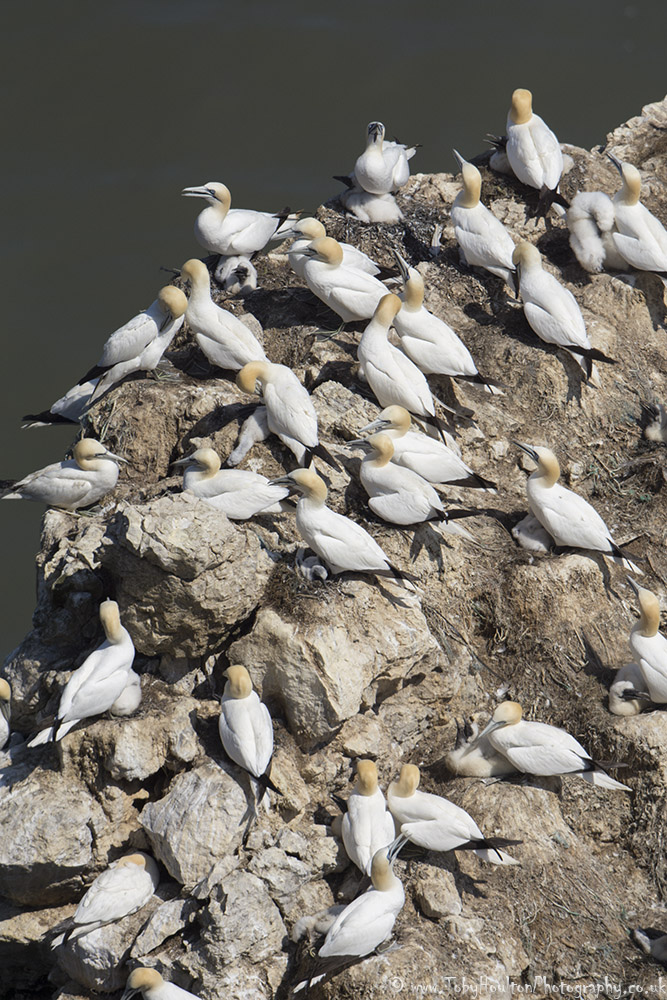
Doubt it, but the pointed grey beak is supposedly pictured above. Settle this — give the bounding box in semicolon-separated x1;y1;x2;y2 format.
0;701;10;724
181;186;214;199
627;577;642;598
358;418;389;435
99;451;128;464
470;718;505;746
452;149;466;171
268;474;295;488
347;438;372;450
513;441;539;463
392;250;411;283
172;455;194;468
386;834;408;863
300;246;317;258
607;152;624;176
120;989;140;1000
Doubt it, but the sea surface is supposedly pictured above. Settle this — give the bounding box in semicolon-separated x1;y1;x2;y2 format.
1;0;666;654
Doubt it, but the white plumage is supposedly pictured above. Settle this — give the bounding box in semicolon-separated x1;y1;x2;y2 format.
182;181;295;256
286;217;381;278
0;680;10;750
64;853;159;941
628;579;667;704
301;237;388;322
567;191;626;273
353;121;416;195
218;665;273;779
1;438;126;510
340;761;396;875
451;150;516;289
110;669;143;717
175;447;288;519
609;155;667;273
505;88;563;193
340;185;403;224
608;663;648;717
122;967;202;1000
22;379;99;429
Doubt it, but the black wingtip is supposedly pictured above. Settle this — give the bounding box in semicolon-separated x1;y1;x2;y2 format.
303;444;342;472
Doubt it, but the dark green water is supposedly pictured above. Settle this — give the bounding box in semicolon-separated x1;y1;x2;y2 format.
1;0;666;655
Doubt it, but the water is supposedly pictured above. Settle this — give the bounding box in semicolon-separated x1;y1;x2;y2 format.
2;0;666;655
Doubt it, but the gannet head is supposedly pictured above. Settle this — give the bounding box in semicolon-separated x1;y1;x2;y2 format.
512;242;541;273
392;763;420;797
373;293;402;328
117;853;148;869
157;286;188;320
392;252;424;310
0;679;10;704
224;664;253;699
366;121;386;146
370;847;399;890
268;467;328;504
300;236;344;266
514;442;560;487
173;447;221;479
293;218;326;240
122;968;164;999
509;88;533;126
477;701;523;743
181;258;211;289
608;155;642;207
453;150;482;208
99;599;124;643
360;405;412;436
181;181;231;211
355;759;380;796
236;360;271;396
628;578;661;638
366;432;394;467
73;438;128;470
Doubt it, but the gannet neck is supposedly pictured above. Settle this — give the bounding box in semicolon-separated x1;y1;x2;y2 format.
370;850;400;892
355;759;379;796
225;664;253;699
0;679;10;702
237;360;271;395
374;293;402;328
309;236;344;266
382;405;411;436
73;438;117;472
532;447;561;487
367;433;394;467
204;181;232;214
391;763;420;797
190;447;221;480
181;258;211;295
124;968;164;994
401;269;424;311
510;88;533;125
118;853;147;868
297;218;326;239
619;163;642;206
459;160;482;208
492;701;522;726
635;587;661;637
157;285;188;319
99;599;124;643
512;242;541;271
292;467;328;505
366;121;386;150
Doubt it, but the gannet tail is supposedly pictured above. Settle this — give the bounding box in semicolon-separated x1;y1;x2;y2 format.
609;542;643;576
580;769;632;792
27;725;56;748
303;443;342;472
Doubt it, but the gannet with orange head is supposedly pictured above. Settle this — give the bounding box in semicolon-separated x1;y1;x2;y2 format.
121;967;201;1000
236;361;339;469
472;702;631;790
386;764;519;863
451;150;516;290
181;181;296;256
353;121;416;195
627;578;667;703
58;853;159;943
505;88;565;213
1;438;127;509
607;155;667;275
28;599;136;747
340;760;396;875
174;446;289;518
0;680;10;750
514;442;641;573
300;236;388;322
285;217;382;278
219;665;274;782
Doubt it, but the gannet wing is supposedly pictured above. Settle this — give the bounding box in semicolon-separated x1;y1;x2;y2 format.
369;490;434;524
523;302;589;350
455;228;515;270
99;308;158;366
74;866;151;925
502;743;590;776
612;232;667;272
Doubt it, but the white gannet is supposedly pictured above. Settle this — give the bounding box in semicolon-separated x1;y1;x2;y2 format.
359;406;496;489
28;599;136;746
505;88;565;213
641;401;667;444
22;379;99;429
1;438;127;510
285;217;381;279
213;254;258;294
627;578;667;704
609;663;649;717
339;184;403;224
292;846;405;993
59;853;159;943
181;258;267;371
386;764;518;863
340;760;396;876
567;191;626;273
0;679;10;750
218;664;274;784
174;447;289;518
393;253;500;391
353;121;416;195
236;361;339;469
181;181;295;256
472;701;631;790
227;406;271;466
110;669;143;717
512;242;615;381
608;155;667;275
301;237;388;322
121;967;202;1000
451;150;516;290
444;717;517;777
81;287;188;404
268;468;411;585
514;442;641;573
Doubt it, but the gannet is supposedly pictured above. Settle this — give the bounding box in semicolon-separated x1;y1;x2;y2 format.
514;442;641;573
285;217;381;278
268;468;411;584
174;447;288;518
110;669;142;717
567;192;626;273
0;680;10;750
340;760;396;875
28;599;136;746
213;254;258;294
641;402;667;443
627;578;667;704
181;181;296;256
79;287;187;404
227;406;271;466
451;150;516;290
219;665;274;784
505;88;565;213
512;242;615;381
300;237;388;322
444;717;517;777
236;361;339;469
59;853;159;943
181;258;267;371
386;764;518;863
608;155;667;275
353;121;416;195
359;406;495;489
121;968;202;1000
339;185;403;224
393;253;500;391
1;438;126;510
292;846;404;993
473;701;631;790
22;379;98;429
608;663;649;717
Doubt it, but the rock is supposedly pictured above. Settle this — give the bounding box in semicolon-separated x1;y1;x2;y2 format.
131;896;200;958
194;870;286;968
0;900;72;996
414;870;461;919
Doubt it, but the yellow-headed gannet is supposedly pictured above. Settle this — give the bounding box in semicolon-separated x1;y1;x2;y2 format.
236;361;339;469
451;150;516;290
514;442;641;573
444;717;517;777
353;121;416;195
285;217;381;278
110;669;142;717
181;181;296;256
567;192;625;273
174;447;289;518
22;379;99;429
268;468;412;585
340;760;396;876
505;88;566;213
627;578;667;704
219;664;274;784
340;184;403;224
393;253;500;392
121;968;202;1000
472;701;631;790
0;679;10;750
609;663;649;717
181;258;266;371
292;846;405;993
28;600;136;746
387;764;518;863
512;242;616;381
1;438;126;510
608;155;667;275
301;237;388;322
58;853;159;943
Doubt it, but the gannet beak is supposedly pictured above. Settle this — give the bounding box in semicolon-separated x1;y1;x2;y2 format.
368;122;383;140
452;149;466;171
159;313;171;332
606;153;624;176
300;247;317;258
100;451;128;464
392;250;411;283
172;455;193;467
268;474;296;489
0;701;10;724
120;989;140;1000
471;718;506;744
358;418;389;434
181;186;215;199
513;441;539;463
626;577;642;598
386;835;408;863
347;438;372;449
